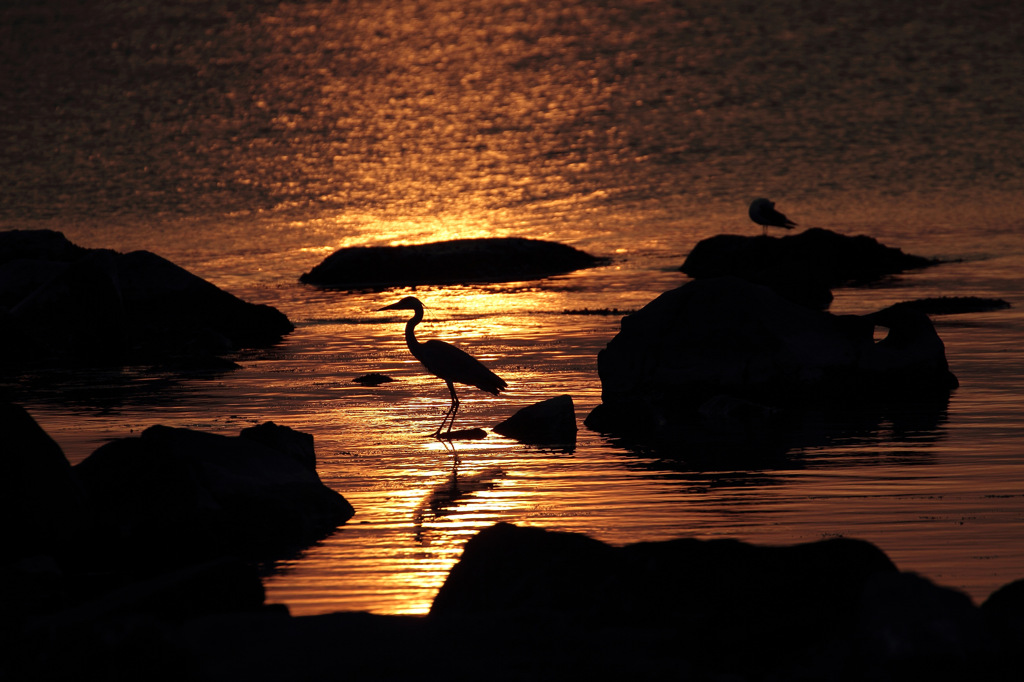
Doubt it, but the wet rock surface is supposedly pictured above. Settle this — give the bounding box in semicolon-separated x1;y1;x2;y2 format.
299;236;608;288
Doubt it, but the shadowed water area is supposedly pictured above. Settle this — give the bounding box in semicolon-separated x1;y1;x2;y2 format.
2;0;1023;616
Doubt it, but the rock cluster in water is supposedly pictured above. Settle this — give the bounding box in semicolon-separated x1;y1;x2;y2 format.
586;230;963;457
0;229;293;372
299;236;608;288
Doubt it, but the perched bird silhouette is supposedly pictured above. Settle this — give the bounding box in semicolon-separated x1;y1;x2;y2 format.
749;198;797;235
378;296;508;438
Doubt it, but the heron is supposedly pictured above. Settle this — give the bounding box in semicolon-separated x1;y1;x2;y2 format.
749;198;797;235
378;296;508;438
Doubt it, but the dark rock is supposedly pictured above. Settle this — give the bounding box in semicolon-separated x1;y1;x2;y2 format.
0;402;87;559
681;228;938;307
8;518;1020;680
493;395;577;446
352;372;394;386
430;522;934;676
0;229;293;372
73;422;354;565
585;277;957;447
299;237;608;288
10;250;127;363
0;259;69;309
858;572;988;678
981;578;1024;666
0;228;89;264
115;249;293;354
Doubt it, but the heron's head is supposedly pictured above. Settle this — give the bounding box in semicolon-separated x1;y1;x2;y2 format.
378;296;424;312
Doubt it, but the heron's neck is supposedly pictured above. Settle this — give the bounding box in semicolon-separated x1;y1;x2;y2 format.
404;307;424;351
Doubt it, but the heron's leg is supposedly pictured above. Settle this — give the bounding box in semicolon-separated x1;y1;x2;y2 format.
434;405;450;438
435;381;459;438
435;401;454;438
445;381;460;436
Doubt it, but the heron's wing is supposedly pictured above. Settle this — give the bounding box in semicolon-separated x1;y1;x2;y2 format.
417;340;508;394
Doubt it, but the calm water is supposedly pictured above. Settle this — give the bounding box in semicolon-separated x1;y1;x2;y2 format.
3;0;1023;615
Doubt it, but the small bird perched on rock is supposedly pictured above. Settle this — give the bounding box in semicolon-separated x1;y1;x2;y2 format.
749;198;797;235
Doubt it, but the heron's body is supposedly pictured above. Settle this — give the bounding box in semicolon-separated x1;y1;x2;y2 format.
749;198;797;235
380;296;507;437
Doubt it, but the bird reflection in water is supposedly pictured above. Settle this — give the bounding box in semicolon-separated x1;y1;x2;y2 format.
413;441;505;545
378;296;508;439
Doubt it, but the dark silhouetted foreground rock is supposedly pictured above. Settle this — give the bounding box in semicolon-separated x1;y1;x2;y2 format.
493;395;577;445
585;277;958;454
427;523;993;678
681;227;938;307
1;404;352;630
74;422;354;563
299;237;608;288
6;520;1021;681
0;402;87;560
0;229;293;370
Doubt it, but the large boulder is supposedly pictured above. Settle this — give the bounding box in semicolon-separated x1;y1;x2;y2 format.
681;228;938;308
0;229;293;370
73;422;354;565
0;407;353;670
428;523;989;677
299;237;608;288
585;277;957;448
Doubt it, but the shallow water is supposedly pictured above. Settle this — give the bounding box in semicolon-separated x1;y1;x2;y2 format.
3;0;1024;615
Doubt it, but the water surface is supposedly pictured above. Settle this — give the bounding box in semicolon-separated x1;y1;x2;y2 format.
3;0;1023;615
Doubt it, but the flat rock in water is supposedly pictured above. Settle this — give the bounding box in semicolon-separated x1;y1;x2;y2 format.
299;237;608;288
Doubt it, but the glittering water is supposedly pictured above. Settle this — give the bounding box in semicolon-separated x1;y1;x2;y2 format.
3;0;1024;615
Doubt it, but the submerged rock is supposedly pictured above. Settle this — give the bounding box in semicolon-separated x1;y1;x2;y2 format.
0;229;293;371
585;277;957;450
681;227;938;308
299;237;608;288
493;395;577;446
352;372;394;386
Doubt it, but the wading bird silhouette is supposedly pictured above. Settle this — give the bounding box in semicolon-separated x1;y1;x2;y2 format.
749;198;797;235
378;296;508;438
